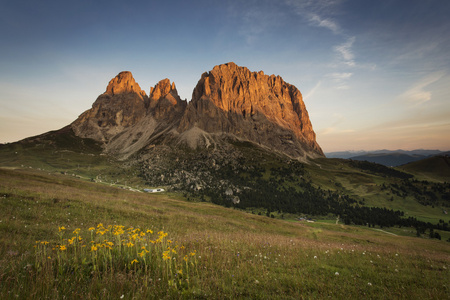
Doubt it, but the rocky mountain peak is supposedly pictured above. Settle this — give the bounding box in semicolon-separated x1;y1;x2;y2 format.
149;79;178;102
71;71;148;142
105;71;147;98
71;64;323;160
181;62;323;158
149;79;186;120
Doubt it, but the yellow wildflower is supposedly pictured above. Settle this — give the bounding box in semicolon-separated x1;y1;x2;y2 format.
146;229;153;234
73;228;81;235
127;241;134;248
131;259;139;265
88;227;95;231
114;228;124;235
59;245;67;251
58;226;66;232
184;255;188;262
91;245;98;252
162;250;171;260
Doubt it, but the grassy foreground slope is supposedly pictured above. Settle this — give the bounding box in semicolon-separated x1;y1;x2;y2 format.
0;168;449;299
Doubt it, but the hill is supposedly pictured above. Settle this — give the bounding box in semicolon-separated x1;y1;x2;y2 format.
0;167;448;298
398;155;450;182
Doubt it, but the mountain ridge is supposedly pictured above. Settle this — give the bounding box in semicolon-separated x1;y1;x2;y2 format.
71;62;323;160
326;149;446;166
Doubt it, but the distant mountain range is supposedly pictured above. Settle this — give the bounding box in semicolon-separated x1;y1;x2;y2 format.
325;150;448;167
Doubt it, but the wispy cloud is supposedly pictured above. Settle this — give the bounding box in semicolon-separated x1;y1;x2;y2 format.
227;1;283;45
333;37;355;66
398;71;446;107
284;0;362;91
304;80;322;100
309;13;340;34
327;72;353;89
238;9;266;45
318;112;351;135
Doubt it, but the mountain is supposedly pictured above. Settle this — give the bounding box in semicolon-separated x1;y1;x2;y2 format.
178;63;323;158
71;62;323;160
325;151;367;159
350;153;427;167
326;150;444;166
72;71;148;142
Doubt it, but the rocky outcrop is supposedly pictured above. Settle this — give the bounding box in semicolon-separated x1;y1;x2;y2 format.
179;62;323;158
149;79;187;121
105;71;147;98
71;71;148;142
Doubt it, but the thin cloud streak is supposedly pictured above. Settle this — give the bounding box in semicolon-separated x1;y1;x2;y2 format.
326;72;352;90
309;13;340;34
304;81;321;100
334;37;355;66
398;71;446;107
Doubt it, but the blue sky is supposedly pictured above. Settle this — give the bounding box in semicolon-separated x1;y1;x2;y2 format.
1;0;449;152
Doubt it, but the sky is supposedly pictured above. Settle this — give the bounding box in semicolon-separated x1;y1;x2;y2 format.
1;0;449;152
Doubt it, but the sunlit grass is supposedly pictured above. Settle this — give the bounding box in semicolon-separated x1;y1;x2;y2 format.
0;168;449;298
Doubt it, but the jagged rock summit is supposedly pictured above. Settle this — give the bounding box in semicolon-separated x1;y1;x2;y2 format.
105;71;147;97
179;62;323;158
71;63;323;160
72;71;148;142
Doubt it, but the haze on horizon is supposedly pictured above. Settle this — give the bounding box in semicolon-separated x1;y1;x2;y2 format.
1;0;449;153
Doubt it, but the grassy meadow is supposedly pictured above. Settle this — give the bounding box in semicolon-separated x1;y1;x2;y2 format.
0;167;449;299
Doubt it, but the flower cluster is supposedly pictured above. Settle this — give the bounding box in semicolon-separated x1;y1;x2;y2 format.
34;224;198;290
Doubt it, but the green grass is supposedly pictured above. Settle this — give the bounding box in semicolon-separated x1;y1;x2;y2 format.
305;158;449;225
398;155;450;183
0;167;449;299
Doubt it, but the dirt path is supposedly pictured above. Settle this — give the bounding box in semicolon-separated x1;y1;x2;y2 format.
372;228;398;236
